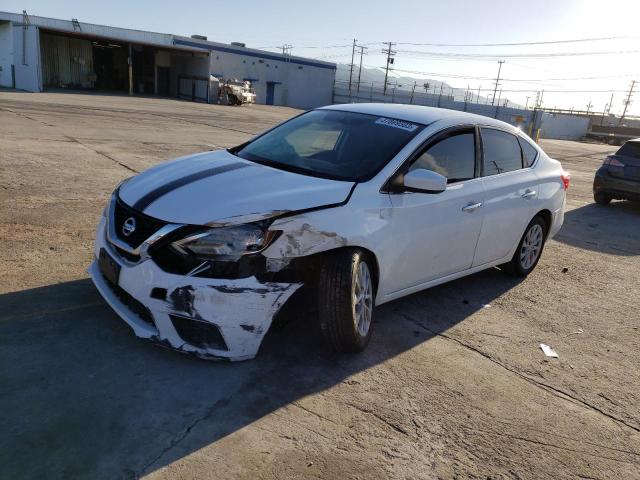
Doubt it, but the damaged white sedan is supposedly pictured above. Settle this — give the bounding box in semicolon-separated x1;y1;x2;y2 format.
89;104;567;361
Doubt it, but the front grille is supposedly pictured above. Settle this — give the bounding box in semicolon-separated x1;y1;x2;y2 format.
113;197;166;248
101;273;156;328
169;315;228;351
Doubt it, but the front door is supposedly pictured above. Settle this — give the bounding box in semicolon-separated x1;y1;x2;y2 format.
473;127;538;266
384;127;485;295
266;82;275;105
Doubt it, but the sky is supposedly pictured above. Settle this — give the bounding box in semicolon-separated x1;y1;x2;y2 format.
5;0;640;115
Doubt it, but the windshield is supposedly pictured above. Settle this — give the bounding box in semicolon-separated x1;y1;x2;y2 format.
234;110;425;181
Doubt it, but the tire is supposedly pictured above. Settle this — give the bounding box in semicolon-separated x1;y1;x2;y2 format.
501;216;548;277
594;192;612;205
318;249;375;353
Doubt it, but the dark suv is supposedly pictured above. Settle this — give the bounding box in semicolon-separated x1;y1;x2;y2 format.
593;139;640;205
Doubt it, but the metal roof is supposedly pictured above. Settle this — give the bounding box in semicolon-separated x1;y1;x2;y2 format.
173;37;336;70
0;11;336;69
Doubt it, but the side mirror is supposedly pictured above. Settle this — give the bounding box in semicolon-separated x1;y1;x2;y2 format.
403;169;447;193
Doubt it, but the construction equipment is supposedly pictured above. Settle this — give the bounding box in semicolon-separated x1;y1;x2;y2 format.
218;79;256;106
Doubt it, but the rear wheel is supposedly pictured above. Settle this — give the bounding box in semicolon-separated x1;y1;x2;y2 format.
318;249;374;352
501;216;547;277
594;192;612;205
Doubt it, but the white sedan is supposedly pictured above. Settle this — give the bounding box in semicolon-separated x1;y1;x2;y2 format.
89;104;568;360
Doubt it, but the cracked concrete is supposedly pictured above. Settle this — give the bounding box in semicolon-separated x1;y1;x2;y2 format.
1;92;639;480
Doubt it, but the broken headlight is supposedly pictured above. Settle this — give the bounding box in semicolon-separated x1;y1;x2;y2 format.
170;224;278;260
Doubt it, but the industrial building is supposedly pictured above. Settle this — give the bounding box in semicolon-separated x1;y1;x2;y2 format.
0;11;336;108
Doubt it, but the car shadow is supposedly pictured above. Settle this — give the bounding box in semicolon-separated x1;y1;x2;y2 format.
0;269;522;479
554;201;640;256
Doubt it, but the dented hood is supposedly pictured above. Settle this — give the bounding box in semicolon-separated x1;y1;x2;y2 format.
118;149;354;225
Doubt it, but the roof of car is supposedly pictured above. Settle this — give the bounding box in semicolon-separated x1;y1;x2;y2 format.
320;103;514;130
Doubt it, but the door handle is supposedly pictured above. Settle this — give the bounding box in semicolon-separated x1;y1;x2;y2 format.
462;202;483;213
521;189;537;199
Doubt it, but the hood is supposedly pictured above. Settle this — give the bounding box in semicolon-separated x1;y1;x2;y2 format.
118;149;354;225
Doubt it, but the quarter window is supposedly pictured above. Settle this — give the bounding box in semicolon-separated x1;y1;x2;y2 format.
518;137;539;167
481;129;523;176
409;132;476;183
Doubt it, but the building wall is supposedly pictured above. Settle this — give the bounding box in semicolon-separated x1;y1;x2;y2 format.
207;50;334;108
0;12;337;108
169;51;210;97
539;113;590;141
12;24;41;92
0;21;13;87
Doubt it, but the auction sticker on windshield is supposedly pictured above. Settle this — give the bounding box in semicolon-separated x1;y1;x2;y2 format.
375;117;419;132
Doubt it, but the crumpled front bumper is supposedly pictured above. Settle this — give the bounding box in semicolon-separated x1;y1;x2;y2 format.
89;217;302;361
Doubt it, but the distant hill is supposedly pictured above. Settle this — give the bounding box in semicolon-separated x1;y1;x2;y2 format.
335;63;522;108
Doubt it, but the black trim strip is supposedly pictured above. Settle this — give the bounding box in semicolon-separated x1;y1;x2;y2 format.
133;162;251;211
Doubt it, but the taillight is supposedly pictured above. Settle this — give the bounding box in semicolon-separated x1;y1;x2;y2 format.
603;156;625;167
561;171;571;190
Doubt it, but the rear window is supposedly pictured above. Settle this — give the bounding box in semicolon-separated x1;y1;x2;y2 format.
617;141;640;158
235;110;425;181
481;129;524;176
518;137;539;167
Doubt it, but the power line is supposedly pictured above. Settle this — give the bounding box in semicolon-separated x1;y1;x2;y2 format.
397;49;640;59
378;66;640;82
378;34;640;47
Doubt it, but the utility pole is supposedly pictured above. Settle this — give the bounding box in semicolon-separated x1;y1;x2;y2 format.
277;44;293;56
491;60;505;106
525;96;530;110
348;38;357;97
410;81;417;104
437;83;444;107
476;85;481;104
463;84;470;111
601;92;614;125
496;88;502;108
619;80;636;126
381;42;396;95
355;45;367;93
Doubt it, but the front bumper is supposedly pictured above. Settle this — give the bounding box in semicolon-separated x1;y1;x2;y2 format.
89;217;301;361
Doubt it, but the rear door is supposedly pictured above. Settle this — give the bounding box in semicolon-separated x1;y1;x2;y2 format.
472;128;538;266
385;127;485;294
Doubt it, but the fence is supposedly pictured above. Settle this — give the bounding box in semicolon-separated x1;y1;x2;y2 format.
332;83;590;141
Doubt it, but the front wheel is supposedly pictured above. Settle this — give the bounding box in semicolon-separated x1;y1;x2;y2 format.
501;216;547;277
318;249;375;352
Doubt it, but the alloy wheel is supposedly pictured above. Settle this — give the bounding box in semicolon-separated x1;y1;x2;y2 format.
520;224;544;270
353;261;373;336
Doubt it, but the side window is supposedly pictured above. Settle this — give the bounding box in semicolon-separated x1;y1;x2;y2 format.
518;137;539;167
481;129;523;176
409;132;476;183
